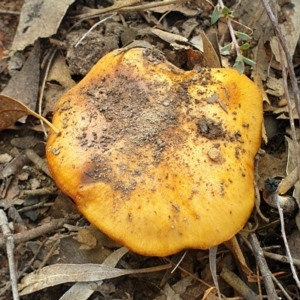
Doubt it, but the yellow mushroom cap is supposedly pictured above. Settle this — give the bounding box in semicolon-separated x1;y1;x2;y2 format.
46;48;262;256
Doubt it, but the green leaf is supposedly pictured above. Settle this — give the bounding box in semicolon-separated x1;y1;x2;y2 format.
235;54;244;62
221;6;230;16
242;56;256;66
240;43;250;50
235;31;251;41
211;6;221;24
220;43;232;53
233;59;245;74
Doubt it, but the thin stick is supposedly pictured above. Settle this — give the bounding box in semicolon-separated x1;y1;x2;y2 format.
277;200;300;289
0;218;66;247
271;273;293;300
220;267;260;300
38;47;58;137
25;149;52;178
249;233;277;299
0;9;20;15
263;251;300;267
0;210;19;300
74;0;184;21
217;0;241;56
75;13;117;47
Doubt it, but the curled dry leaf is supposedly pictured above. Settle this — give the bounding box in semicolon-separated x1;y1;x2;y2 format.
0;94;59;133
18;263;171;296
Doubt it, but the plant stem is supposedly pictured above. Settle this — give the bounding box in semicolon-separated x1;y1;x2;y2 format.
217;0;241;56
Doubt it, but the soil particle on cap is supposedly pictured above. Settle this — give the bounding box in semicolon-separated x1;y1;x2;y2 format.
196;117;226;140
77;64;191;194
207;148;223;163
66;30;119;76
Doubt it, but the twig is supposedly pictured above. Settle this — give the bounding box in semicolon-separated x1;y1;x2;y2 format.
19;238;47;277
254;152;269;222
0;218;66;247
164;257;211;288
38;47;57;138
37;239;60;271
20;189;53;198
75;13;117;47
276;200;300;289
73;0;184;21
256;267;263;300
220;267;260;300
0;239;48;296
17;202;54;213
263;251;300;267
271;274;293;300
0;210;19;300
0;9;20;15
25;148;52;178
249;233;278;299
217;0;241;56
271;273;293;300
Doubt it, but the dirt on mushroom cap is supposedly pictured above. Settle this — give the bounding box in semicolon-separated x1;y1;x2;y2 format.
46;47;262;256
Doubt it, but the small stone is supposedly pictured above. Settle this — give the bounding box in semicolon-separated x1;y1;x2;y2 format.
162;100;170;106
207;148;223;163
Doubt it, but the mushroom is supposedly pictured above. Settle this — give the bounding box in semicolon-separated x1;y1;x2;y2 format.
46;47;262;256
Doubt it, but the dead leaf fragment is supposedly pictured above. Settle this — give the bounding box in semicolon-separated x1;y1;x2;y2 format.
59;247;129;300
18;263;171;296
200;31;221;68
2;42;40;122
0;94;59;133
12;0;75;51
269;0;300;65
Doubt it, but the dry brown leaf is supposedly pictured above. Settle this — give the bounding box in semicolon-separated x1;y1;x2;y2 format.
12;0;75;51
2;42;40;122
18;263;171;296
0;94;59;133
224;237;254;277
59;247;129;300
150;28;189;48
200;31;221;68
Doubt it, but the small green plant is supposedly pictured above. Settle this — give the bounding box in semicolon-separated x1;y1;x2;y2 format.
211;5;233;25
211;5;256;74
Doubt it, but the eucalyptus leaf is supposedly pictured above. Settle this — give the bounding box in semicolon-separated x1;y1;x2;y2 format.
211;6;220;25
220;43;232;53
242;56;256;66
233;59;245;74
235;31;251;41
240;43;250;50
